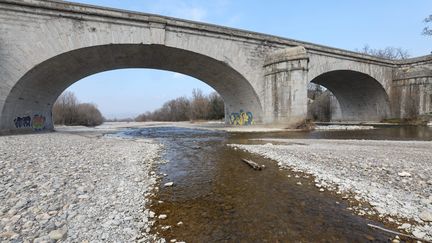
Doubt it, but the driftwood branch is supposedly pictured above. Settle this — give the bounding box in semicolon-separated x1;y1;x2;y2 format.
367;224;431;243
241;158;265;170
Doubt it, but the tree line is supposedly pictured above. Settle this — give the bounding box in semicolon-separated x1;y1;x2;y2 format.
135;89;224;122
53;91;104;126
53;89;224;126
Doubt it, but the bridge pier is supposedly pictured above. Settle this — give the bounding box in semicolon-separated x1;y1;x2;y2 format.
262;47;309;126
391;57;432;120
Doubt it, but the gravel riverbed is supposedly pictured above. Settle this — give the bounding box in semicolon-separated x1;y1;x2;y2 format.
0;132;164;242
230;139;432;241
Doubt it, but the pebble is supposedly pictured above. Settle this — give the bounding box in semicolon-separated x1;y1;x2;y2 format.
164;182;174;187
77;194;90;199
397;171;411;177
49;229;65;240
398;223;411;230
419;210;432;222
412;229;426;239
158;214;167;220
161;225;171;230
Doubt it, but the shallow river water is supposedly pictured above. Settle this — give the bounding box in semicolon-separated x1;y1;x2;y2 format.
123;125;432;242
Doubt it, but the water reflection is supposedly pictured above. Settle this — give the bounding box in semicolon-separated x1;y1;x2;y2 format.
230;125;432;142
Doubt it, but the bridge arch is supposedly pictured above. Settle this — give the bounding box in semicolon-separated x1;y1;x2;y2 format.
309;70;391;121
0;44;263;133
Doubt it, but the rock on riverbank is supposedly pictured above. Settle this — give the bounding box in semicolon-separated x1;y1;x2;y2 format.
0;132;164;242
229;139;432;241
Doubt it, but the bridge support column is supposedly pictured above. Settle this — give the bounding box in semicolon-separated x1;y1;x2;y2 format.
391;61;432;120
263;46;309;126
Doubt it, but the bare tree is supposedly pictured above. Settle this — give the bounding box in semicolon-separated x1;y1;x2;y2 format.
307;83;325;100
207;92;224;120
76;103;104;126
423;14;432;36
53;91;104;126
357;45;410;60
135;90;224;122
52;91;79;125
190;88;210;120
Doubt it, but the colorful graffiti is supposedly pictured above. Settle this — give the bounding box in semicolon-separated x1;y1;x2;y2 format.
13;116;31;128
32;115;46;131
229;110;254;126
13;115;46;131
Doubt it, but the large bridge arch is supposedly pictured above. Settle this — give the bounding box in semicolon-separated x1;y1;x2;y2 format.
0;44;263;133
309;70;391;121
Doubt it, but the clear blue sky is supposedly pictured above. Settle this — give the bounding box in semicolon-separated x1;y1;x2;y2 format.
65;0;432;119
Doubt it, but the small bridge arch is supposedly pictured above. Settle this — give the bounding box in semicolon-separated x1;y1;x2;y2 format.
309;70;391;121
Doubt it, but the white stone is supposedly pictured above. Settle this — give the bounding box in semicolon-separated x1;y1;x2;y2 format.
164;182;174;187
419;210;432;222
49;230;65;240
158;214;167;219
398;171;411;177
412;229;426;239
78;194;90;199
398;223;411;230
161;225;171;230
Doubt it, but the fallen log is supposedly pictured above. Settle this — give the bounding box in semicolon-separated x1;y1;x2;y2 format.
241;158;265;170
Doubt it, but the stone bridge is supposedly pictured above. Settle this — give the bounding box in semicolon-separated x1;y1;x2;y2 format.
1;0;431;133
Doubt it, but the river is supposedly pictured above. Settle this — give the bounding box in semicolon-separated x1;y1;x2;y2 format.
121;125;432;242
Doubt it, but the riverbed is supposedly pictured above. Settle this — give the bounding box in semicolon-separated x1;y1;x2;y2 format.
120;125;432;242
1;123;431;242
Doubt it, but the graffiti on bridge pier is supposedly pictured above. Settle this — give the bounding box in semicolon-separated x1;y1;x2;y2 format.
13;114;46;131
32;115;46;131
13;116;31;128
229;110;254;126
